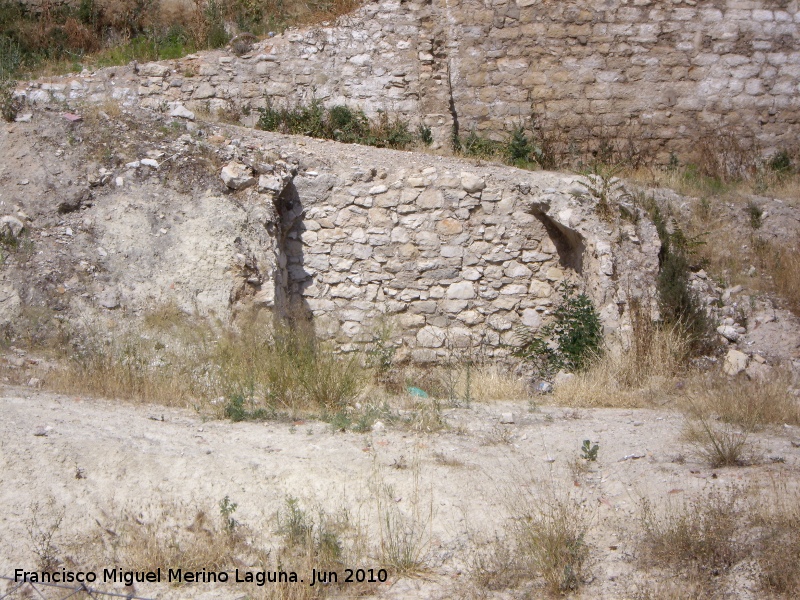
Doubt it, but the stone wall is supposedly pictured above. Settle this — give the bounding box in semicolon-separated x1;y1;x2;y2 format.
20;0;800;163
213;132;659;361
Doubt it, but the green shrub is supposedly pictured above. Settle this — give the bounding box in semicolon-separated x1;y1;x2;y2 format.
649;206;717;355
0;34;21;122
417;123;433;145
768;149;793;174
256;99;420;150
459;129;505;159
0;80;18;120
746;201;763;230
507;125;533;167
514;283;603;378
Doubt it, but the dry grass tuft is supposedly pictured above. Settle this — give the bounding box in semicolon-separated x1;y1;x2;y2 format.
755;234;800;315
679;370;800;427
640;487;744;583
465;480;593;597
682;416;756;467
107;502;261;572
500;483;593;596
751;486;800;596
468;533;526;594
372;465;431;575
515;495;591;594
452;363;529;402
639;485;800;598
49;306;371;414
551;324;689;408
71;495;384;600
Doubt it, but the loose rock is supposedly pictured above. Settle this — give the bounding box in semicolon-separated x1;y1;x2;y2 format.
723;349;749;376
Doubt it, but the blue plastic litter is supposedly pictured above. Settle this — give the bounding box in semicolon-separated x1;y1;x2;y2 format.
407;386;429;398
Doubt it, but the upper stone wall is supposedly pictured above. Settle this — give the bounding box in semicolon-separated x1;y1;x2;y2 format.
19;0;800;163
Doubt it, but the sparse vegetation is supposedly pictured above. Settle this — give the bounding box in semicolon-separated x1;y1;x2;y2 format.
755;233;800;315
375;473;430;574
640;488;744;585
578;162;633;222
648;202;717;356
680;370;800;427
747;200;763;230
257;98;418;149
0;34;20;121
547;298;690;408
511;489;592;594
25;500;65;572
52;307;370;415
683;414;756;467
640;486;800;598
0;0;361;78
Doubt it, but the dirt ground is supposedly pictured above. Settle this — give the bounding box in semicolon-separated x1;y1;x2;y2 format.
1;386;798;599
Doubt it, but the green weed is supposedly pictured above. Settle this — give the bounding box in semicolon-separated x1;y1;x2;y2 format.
580;440;599;461
514;282;603;378
219;495;239;533
257;98;419;149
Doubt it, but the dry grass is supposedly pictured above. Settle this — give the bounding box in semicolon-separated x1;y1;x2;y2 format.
551;324;689;408
682;415;757;467
751;485;800;597
679;370;800;427
371;463;431;575
639;485;800;598
624;162;800;205
640;487;745;586
451;363;529;402
104;501;262;573
755;234;800;314
71;496;378;600
465;479;593;597
678;371;797;467
513;494;591;595
624;157;800;315
49;306;371;414
475;478;594;597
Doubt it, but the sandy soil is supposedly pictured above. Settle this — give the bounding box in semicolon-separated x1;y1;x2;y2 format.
1;387;799;599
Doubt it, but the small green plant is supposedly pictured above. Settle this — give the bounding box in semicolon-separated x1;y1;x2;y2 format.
507;124;534;168
578;163;632;222
457;128;505;160
746;201;763;230
257;98;419;149
514;282;603;378
580;439;599;461
768;149;793;174
648;204;717;356
367;320;396;376
277;496;345;564
223;393;276;421
219;495;238;533
0;35;22;122
0;77;19;122
417;123;433;145
279;496;313;546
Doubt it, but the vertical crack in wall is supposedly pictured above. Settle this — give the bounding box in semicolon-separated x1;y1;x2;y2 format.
447;60;460;148
271;183;312;323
